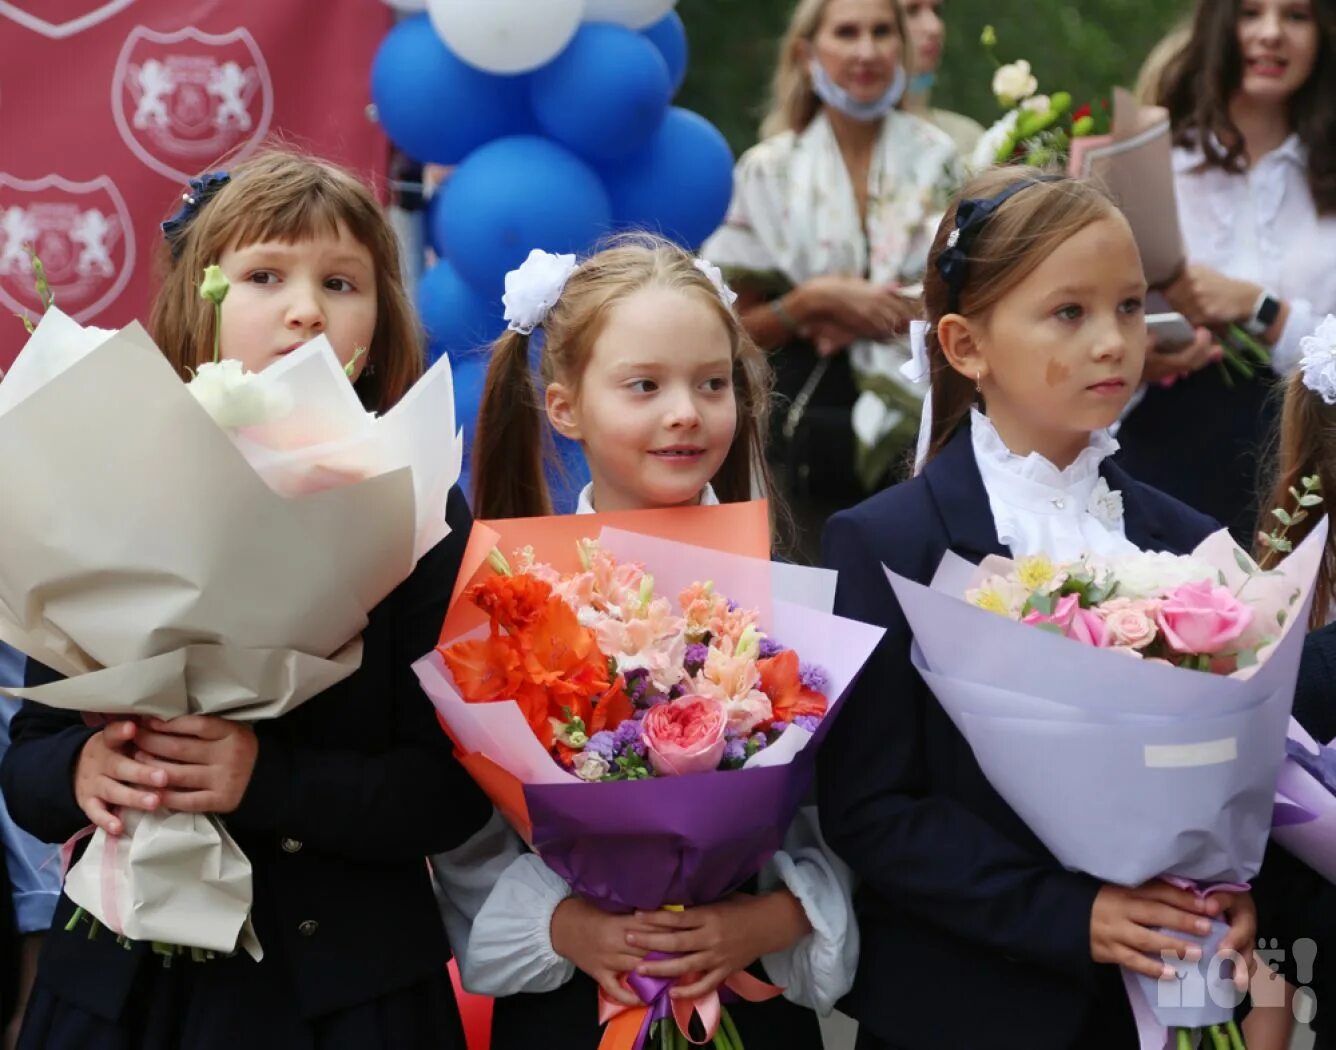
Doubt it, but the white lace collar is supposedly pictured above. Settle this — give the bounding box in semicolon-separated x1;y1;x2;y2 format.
969;409;1131;559
969;408;1119;490
575;482;720;516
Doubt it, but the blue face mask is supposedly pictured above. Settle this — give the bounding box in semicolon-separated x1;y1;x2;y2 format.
807;58;907;122
909;71;936;96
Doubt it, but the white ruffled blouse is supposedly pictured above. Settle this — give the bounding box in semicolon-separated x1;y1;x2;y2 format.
430;485;857;1014
575;482;719;514
971;409;1139;561
1172;135;1336;376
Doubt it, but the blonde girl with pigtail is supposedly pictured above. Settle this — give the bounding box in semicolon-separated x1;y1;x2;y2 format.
432;233;857;1050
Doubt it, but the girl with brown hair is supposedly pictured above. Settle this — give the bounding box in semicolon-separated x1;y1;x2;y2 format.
1117;0;1336;542
819;168;1258;1048
0;149;491;1050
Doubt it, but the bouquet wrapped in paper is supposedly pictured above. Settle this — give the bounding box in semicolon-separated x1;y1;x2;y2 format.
884;514;1327;1050
412;503;882;1050
1273;718;1336;884
0;305;460;957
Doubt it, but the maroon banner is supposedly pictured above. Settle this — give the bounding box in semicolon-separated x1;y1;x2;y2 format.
0;0;393;369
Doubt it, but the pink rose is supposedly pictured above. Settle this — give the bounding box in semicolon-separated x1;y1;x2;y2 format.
642;695;728;776
1154;580;1253;655
1099;598;1160;650
1021;593;1110;647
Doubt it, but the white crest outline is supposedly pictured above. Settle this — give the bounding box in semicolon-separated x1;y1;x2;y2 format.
0;172;136;323
111;24;275;182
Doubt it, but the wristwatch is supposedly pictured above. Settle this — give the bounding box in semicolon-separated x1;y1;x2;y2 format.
1242;289;1281;338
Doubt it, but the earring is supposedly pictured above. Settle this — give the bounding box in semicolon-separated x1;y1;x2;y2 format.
975;371;982;394
363;361;376;378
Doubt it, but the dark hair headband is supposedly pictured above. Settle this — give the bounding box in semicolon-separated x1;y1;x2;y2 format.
935;175;1062;314
161;171;231;258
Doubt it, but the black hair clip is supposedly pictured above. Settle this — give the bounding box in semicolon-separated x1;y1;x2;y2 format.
161;171;231;257
936;175;1061;314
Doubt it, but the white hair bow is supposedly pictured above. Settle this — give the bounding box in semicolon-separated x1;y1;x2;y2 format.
1300;314;1336;405
902;319;934;474
502;249;580;335
694;258;739;308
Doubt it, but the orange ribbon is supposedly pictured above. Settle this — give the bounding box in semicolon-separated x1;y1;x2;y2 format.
596;970;781;1050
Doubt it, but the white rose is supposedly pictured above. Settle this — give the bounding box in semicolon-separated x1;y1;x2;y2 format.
1299;314;1336;406
971;110;1019;170
992;60;1039;106
187;359;293;429
1020;94;1052;114
573;751;611;782
1100;550;1217;600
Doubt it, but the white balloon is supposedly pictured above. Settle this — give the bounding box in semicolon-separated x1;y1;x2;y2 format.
383;0;427;11
427;0;585;75
582;0;677;30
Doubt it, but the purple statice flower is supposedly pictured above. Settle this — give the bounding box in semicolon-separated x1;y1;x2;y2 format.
667;683;687;700
614;718;646;757
722;737;747;765
623;667;651;704
749;732;768;754
584;731;617;761
798;662;830;695
727;600;740;612
792;714;822;734
758;637;784;660
684;642;709;674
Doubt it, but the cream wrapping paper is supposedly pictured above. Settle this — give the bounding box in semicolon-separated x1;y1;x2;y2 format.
0;308;459;955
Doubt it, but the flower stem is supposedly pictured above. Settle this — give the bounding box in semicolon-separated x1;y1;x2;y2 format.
213;300;222;364
1225;1020;1247;1050
721;1007;745;1050
1176;1031;1194;1050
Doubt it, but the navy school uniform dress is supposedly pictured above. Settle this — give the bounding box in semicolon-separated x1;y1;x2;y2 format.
0;486;493;1050
817;423;1218;1050
1251;620;1336;1049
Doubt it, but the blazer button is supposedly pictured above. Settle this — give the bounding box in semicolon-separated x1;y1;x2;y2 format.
281;837;303;854
298;919;319;937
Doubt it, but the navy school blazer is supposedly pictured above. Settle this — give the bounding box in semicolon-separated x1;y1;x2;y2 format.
0;486;493;1024
818;423;1219;1050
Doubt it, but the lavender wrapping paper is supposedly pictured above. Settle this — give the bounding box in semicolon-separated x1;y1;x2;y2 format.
882;523;1325;1044
1273;718;1336;883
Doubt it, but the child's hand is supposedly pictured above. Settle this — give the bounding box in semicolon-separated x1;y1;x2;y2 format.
549;897;651;1007
629;890;811;1000
1090;880;1218;979
132;715;258;814
73;719;166;835
1211;889;1258;993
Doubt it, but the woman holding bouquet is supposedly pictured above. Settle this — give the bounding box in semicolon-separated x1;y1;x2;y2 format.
0;153;493;1050
1116;0;1336;541
701;0;961;556
819;168;1259;1049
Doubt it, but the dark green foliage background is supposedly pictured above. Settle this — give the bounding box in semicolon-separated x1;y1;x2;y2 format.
675;0;1194;155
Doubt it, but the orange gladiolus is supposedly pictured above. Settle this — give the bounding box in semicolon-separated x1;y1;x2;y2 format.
440;635;523;703
468;573;556;635
757;649;827;727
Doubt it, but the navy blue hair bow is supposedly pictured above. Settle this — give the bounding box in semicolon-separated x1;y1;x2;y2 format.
935;175;1061;314
161;171;231;257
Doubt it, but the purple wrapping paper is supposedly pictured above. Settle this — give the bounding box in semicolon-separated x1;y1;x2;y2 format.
1273;718;1336;883
524;722;827;911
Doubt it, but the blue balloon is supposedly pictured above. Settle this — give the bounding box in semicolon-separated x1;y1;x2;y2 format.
641;11;688;96
435;136;612;298
416;259;502;364
600;107;735;250
371;15;531;165
530;24;671;162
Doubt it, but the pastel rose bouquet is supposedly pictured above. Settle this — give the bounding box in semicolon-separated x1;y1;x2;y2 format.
889;482;1326;1050
438;538;830;783
414;507;884;1050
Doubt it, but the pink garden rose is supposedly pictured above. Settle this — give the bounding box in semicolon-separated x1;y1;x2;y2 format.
642;695;728;776
1021;593;1110;647
1098;598;1160;650
1154;580;1253;654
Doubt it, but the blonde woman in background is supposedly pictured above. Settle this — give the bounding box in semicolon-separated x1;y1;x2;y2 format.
703;0;961;558
897;0;984;156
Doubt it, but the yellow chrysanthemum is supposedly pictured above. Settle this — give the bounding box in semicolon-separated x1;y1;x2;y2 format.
1015;555;1059;593
968;588;1011;617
